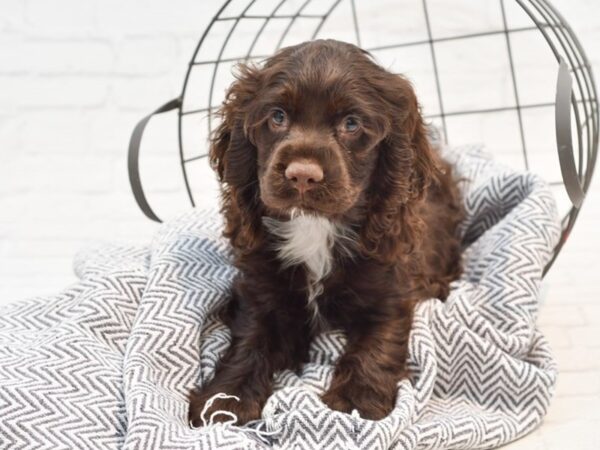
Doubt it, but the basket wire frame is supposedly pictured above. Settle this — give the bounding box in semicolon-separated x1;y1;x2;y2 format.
134;0;599;275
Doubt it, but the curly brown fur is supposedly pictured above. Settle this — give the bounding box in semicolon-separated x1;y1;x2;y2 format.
189;39;463;425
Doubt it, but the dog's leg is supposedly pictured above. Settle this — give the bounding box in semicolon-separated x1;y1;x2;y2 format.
188;291;310;426
321;303;413;420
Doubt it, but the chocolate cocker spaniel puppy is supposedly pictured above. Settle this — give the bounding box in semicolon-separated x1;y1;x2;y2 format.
189;39;463;425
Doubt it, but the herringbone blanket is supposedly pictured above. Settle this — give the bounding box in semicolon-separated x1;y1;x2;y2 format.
0;146;561;449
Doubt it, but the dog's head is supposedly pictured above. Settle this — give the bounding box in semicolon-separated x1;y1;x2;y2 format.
211;39;440;260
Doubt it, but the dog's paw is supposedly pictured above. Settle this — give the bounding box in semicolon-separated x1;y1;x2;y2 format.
188;388;263;427
321;381;396;420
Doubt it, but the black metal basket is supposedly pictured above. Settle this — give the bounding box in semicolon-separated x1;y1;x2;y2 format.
128;0;598;274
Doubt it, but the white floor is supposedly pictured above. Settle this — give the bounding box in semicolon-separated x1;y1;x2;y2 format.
1;148;598;450
2;175;597;450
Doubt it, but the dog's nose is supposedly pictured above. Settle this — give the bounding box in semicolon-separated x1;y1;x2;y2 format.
284;159;324;194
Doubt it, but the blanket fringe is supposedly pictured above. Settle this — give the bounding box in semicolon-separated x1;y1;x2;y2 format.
190;392;280;445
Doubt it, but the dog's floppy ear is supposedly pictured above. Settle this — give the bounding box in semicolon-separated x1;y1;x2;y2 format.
210;64;264;252
360;74;441;263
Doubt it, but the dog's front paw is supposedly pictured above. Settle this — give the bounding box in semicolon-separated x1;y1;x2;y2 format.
188;387;263;427
321;381;396;420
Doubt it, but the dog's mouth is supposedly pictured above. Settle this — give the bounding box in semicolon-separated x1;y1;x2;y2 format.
260;189;358;222
264;199;332;221
258;169;362;220
287;194;326;213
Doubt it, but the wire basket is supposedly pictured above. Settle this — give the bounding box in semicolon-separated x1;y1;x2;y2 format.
128;0;598;274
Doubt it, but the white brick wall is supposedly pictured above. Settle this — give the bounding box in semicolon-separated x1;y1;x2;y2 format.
0;0;224;300
0;2;599;447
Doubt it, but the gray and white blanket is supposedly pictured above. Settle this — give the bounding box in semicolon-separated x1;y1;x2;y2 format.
0;146;560;449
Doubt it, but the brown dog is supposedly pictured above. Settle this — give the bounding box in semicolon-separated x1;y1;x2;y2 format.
189;39;463;425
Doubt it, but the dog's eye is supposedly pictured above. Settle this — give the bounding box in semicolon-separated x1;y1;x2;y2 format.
343;116;360;133
271;108;287;127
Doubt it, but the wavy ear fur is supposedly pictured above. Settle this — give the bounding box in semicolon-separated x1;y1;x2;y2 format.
210;64;264;252
360;75;442;264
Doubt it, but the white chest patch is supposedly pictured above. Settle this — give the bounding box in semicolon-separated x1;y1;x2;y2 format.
263;213;355;319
